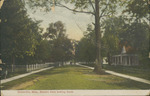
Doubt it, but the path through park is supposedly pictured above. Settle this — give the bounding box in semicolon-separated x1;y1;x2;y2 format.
1;65;150;90
77;64;150;85
1;67;54;84
1;64;150;86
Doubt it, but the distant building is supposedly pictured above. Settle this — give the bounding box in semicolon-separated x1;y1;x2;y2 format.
70;39;78;56
111;46;139;66
103;57;108;64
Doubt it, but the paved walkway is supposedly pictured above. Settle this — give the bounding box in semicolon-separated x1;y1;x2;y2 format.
1;67;54;84
77;64;150;85
1;64;150;85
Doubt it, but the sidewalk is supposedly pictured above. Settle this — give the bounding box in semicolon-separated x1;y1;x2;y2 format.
77;64;150;85
1;67;54;84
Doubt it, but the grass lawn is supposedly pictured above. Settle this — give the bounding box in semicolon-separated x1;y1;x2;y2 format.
2;65;150;90
81;63;150;80
103;65;150;81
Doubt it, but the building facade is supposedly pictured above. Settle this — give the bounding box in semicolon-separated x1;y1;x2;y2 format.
111;46;139;66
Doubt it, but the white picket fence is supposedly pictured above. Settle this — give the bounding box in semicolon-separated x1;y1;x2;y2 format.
26;63;54;72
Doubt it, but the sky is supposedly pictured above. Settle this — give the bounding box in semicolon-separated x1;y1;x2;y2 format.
27;5;94;41
0;0;4;9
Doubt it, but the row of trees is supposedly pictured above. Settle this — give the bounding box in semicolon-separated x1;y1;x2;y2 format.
102;16;149;63
0;0;149;73
26;0;149;73
42;21;73;65
0;0;74;70
76;15;149;66
0;0;41;65
26;0;121;73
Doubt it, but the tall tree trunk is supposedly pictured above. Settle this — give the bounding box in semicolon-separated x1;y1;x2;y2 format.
93;0;104;74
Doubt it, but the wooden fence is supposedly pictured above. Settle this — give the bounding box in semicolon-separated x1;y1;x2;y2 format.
26;63;53;72
7;63;54;73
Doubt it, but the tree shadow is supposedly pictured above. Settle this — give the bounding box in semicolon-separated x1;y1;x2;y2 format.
104;79;150;89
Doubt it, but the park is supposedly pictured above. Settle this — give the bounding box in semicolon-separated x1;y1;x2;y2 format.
0;0;150;94
1;64;150;90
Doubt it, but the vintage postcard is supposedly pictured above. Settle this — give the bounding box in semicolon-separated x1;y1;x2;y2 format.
0;0;150;96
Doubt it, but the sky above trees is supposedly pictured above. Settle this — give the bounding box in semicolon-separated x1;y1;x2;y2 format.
26;4;93;41
26;2;125;41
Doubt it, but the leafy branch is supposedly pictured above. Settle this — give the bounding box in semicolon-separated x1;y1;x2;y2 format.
56;3;95;15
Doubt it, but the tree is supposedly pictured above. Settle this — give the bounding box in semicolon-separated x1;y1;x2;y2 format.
76;37;96;63
121;0;149;21
0;0;41;71
101;16;127;65
102;16;149;65
43;21;66;40
52;37;73;65
120;0;150;65
43;21;73;65
120;21;149;58
34;40;52;63
27;0;119;74
76;24;96;63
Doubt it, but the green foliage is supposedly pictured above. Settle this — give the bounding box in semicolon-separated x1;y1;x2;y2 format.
63;0;119;15
52;37;73;62
101;16;127;56
0;0;42;64
120;21;149;58
76;25;96;62
43;21;66;40
43;21;73;63
102;16;149;64
76;38;96;62
26;0;125;73
0;0;74;66
6;0;149;67
122;0;149;20
34;40;52;63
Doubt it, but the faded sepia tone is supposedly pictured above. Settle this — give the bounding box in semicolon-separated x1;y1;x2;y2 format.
0;0;150;96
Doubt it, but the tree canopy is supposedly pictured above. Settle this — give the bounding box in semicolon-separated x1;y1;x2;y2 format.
0;0;41;64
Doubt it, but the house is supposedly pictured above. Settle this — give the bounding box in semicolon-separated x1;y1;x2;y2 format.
111;46;139;66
